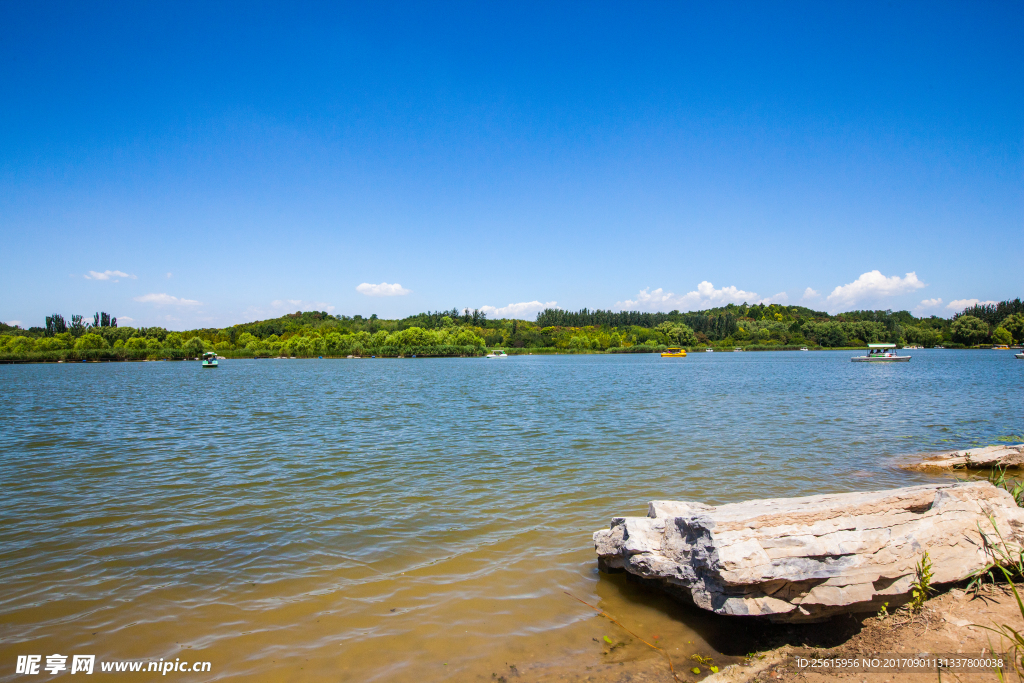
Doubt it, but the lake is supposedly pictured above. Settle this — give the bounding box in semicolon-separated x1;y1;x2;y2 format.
1;350;1021;681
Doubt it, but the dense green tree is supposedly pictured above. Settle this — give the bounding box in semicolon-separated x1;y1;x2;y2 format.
656;321;698;346
909;327;941;348
1000;314;1024;344
950;315;989;345
45;314;67;336
568;334;592;350
811;322;849;347
954;298;1024;326
36;333;73;351
454;329;485;348
74;333;108;350
183;337;205;356
992;327;1013;346
9;336;36;353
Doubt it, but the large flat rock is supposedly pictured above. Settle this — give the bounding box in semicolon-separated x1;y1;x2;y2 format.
902;443;1024;471
594;482;1024;622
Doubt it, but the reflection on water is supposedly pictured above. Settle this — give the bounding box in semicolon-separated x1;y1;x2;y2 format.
0;351;1020;681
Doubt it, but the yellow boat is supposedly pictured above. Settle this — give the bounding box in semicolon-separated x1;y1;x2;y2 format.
661;347;687;357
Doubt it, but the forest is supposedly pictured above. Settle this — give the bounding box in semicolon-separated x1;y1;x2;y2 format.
1;299;1022;362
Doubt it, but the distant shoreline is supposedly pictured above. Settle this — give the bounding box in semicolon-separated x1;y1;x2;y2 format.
1;345;1014;365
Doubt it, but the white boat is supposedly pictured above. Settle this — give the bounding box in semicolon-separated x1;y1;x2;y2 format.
851;343;910;362
734;347;743;352
705;348;713;353
486;349;508;358
800;347;809;351
1016;352;1024;359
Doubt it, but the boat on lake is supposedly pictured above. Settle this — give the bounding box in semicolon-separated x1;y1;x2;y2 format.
993;344;1010;350
486;349;508;358
734;347;743;352
851;343;910;362
705;348;713;353
201;351;218;368
661;347;687;357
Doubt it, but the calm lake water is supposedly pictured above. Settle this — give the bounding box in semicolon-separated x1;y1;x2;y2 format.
1;351;1021;681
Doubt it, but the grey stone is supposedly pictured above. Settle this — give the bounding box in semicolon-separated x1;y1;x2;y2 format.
593;482;1024;622
902;444;1024;471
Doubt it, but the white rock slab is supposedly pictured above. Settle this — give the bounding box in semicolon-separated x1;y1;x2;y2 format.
902;444;1024;471
594;482;1024;622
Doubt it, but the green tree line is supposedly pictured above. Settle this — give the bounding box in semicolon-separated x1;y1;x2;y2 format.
2;299;1022;361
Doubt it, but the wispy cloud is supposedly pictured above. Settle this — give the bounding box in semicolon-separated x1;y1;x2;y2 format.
117;316;135;324
825;271;925;309
134;293;202;306
269;299;335;313
85;270;136;281
616;281;760;312
166;272;173;279
243;299;336;320
479;301;558;319
356;282;411;297
7;320;22;327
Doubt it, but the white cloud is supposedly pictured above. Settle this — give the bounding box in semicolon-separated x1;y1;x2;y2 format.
946;298;997;311
758;292;789;305
616;281;760;312
166;272;173;279
134;293;202;306
117;316;135;324
825;271;925;310
479;301;558;319
7;320;22;326
356;282;410;297
85;270;136;281
914;298;945;315
802;287;820;301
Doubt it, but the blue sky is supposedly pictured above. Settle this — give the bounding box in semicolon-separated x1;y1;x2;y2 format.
1;1;1021;329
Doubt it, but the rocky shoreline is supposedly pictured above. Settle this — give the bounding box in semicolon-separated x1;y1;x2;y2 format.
901;443;1024;471
595;481;1024;623
586;450;1024;681
704;583;1021;682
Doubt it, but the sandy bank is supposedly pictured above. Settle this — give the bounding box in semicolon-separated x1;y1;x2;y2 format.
493;583;1020;682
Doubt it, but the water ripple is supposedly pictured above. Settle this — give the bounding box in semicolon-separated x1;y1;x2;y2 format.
0;351;1021;681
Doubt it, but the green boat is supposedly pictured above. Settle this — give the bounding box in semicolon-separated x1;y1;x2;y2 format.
202;351;218;368
851;343;910;362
